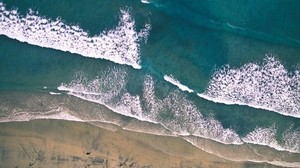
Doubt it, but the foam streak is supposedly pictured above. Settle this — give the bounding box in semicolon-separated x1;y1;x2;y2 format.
164;75;194;93
58;71;242;145
0;2;151;69
201;56;300;118
242;125;300;153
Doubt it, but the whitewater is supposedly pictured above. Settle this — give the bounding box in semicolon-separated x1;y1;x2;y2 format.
0;2;150;69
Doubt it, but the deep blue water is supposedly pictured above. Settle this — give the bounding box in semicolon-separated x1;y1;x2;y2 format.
1;0;300;166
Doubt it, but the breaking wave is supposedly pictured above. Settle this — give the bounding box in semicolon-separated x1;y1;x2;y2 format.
163;75;194;93
242;125;300;153
58;67;242;145
0;2;150;69
199;56;300;118
57;66;300;153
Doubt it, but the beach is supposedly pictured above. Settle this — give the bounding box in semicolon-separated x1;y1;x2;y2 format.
1;1;300;167
0;91;298;167
0;119;283;168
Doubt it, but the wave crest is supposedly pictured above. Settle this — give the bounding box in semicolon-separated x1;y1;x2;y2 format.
200;56;300;118
0;3;151;69
163;75;194;93
242;125;300;153
58;69;241;144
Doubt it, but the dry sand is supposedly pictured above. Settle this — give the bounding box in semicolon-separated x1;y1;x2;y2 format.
0;119;280;168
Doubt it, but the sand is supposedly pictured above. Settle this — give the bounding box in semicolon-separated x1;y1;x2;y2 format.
0;119;283;168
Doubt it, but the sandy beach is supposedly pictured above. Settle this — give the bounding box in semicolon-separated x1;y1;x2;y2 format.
0;119;283;168
1;0;300;167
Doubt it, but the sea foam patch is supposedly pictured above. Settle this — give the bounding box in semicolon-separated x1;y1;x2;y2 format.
58;67;145;120
58;65;299;152
0;107;82;123
199;56;300;118
242;125;300;153
143;75;242;144
164;75;194;93
0;2;150;69
59;69;242;145
141;0;151;4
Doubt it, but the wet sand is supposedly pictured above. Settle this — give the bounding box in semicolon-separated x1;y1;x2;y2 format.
0;119;283;168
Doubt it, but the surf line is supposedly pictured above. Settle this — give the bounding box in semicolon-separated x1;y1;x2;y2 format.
0;2;151;69
163;75;194;93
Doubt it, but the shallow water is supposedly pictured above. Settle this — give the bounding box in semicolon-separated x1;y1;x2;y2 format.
0;0;300;166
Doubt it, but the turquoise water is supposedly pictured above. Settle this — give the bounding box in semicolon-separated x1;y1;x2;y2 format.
1;0;300;166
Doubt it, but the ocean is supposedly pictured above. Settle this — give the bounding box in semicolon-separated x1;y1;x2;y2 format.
0;0;300;167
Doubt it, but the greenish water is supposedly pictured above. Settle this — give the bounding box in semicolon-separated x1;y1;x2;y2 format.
0;0;300;166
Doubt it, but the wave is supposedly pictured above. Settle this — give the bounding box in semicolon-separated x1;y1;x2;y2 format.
58;67;242;145
0;107;82;123
184;137;300;168
163;75;194;93
242;125;300;153
57;67;300;153
143;75;242;144
0;2;150;69
58;67;147;121
1;92;299;167
141;0;151;4
49;92;61;95
200;56;300;118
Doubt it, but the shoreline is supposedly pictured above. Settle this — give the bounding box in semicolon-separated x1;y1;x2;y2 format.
0;91;298;167
0;119;278;168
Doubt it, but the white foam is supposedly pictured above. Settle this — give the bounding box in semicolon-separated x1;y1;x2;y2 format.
34;110;83;121
163;75;194;93
200;56;300;118
58;71;242;145
146;74;299;151
0;3;151;69
282;126;300;153
242;125;282;149
197;93;275;112
143;75;242;144
141;0;151;4
57;68;151;122
242;125;300;153
0;107;82;123
267;160;300;168
49;92;61;95
58;68;300;152
183;137;300;168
